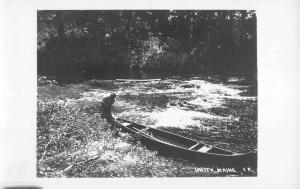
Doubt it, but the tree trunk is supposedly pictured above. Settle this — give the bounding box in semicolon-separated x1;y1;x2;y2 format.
55;11;66;76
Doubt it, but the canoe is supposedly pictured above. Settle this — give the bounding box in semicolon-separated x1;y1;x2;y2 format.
116;118;256;166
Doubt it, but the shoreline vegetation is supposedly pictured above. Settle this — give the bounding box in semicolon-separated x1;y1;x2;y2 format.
37;75;257;177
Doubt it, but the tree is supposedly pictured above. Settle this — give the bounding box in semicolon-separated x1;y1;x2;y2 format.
37;10;257;78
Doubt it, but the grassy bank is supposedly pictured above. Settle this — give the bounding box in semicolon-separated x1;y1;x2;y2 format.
37;76;257;177
37;78;193;177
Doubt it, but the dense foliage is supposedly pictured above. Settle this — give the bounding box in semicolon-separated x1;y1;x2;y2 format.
37;10;256;79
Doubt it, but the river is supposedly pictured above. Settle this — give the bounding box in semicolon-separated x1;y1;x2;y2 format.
81;74;257;153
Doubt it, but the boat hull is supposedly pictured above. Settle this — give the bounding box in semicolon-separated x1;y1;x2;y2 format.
116;118;256;167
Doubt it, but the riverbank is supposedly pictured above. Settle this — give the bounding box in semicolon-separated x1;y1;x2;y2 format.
37;75;257;177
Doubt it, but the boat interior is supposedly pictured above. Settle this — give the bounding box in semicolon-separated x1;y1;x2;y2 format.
121;121;234;155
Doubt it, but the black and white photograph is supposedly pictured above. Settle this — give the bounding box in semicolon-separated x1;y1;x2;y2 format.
37;10;257;177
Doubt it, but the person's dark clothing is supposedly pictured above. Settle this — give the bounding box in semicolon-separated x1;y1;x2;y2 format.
100;93;117;127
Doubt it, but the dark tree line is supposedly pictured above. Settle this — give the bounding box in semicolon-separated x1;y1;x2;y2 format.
37;10;256;79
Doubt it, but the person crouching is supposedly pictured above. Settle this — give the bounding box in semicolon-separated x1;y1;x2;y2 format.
100;93;116;122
